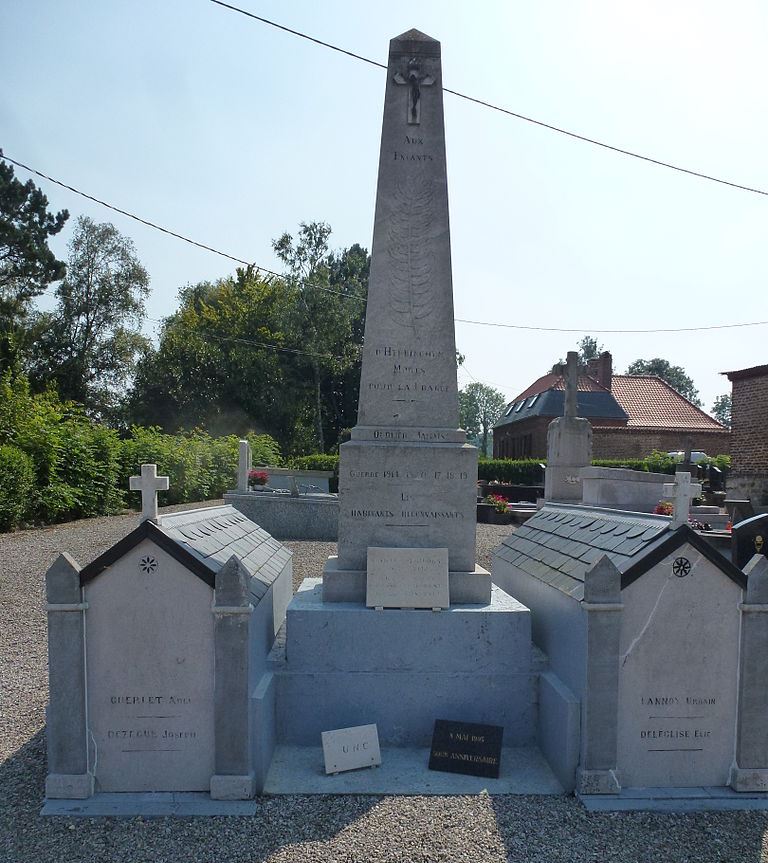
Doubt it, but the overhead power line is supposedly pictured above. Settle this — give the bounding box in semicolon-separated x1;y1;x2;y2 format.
454;317;768;334
7;153;768;335
1;151;367;301
210;0;768;198
0;152;264;271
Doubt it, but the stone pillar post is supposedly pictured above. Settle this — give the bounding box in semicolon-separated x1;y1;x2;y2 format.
210;555;255;800
237;440;251;493
731;554;768;791
45;553;93;799
576;555;623;794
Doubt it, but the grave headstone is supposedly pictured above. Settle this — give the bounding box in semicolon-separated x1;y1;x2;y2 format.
45;471;293;801
492;502;760;797
544;352;592;503
732;513;768;569
237;439;251;493
662;471;702;529
322;27;489;605
129;463;169;522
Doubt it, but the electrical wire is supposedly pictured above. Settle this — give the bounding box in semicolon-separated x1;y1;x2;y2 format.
209;0;768;198
7;153;768;334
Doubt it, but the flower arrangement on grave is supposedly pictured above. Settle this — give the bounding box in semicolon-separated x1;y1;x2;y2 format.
249;469;269;487
653;501;674;516
485;493;509;514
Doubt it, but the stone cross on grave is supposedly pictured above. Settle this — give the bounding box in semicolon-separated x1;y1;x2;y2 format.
129;463;170;523
663;471;703;529
393;57;434;124
564;351;580;419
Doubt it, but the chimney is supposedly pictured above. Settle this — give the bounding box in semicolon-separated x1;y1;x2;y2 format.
597;351;613;389
586;351;613;389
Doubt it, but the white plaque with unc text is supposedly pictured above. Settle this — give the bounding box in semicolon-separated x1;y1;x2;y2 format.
322;724;382;774
366;547;449;609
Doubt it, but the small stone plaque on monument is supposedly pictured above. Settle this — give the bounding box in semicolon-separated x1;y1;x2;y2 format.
322;724;382;774
366;547;449;609
429;719;503;778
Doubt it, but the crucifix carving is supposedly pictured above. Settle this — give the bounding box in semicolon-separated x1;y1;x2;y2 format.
129;463;170;522
662;471;703;529
564;351;579;419
393;57;434;124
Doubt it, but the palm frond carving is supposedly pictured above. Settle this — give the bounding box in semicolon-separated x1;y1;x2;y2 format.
387;176;434;331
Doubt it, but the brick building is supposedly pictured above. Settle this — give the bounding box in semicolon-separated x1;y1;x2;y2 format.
494;352;730;460
723;363;768;507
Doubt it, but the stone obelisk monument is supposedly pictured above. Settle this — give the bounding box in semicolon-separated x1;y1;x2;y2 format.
323;29;490;604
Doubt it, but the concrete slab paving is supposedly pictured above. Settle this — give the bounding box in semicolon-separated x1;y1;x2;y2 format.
580;786;768;812
264;745;564;795
42;792;258;817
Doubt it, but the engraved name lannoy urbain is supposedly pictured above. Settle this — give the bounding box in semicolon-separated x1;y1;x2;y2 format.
325;30;483;600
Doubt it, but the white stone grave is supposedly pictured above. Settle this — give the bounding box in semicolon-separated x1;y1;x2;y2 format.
492;501;768;804
44;468;292;804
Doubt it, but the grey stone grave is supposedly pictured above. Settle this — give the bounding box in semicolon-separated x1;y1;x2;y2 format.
44;466;292;804
261;29;556;794
544;351;592;503
226;440;339;540
492;495;768;804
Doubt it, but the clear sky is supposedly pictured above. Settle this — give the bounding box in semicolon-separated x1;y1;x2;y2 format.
3;0;767;415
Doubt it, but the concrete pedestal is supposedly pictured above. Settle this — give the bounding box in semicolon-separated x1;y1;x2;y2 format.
322;556;492;604
273;579;536;747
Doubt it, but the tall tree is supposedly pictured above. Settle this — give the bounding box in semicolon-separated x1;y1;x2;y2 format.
0;158;68;373
272;222;366;453
711;393;732;428
28;216;149;416
459;382;507;457
577;335;604;363
127;267;297;439
625;357;702;407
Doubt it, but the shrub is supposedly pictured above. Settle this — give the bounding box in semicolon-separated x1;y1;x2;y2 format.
0;444;35;530
478;459;545;485
120;427;282;507
0;373;124;524
286;454;340;492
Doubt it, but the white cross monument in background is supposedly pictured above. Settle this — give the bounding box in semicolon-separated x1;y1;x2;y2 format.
129;463;170;522
663;471;702;529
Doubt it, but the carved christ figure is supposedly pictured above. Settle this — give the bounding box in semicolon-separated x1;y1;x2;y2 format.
393;57;435;125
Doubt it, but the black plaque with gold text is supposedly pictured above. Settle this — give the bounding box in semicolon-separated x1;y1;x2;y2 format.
428;719;503;778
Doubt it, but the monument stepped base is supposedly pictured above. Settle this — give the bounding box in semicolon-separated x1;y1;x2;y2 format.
322;556;492;604
272;579;536;747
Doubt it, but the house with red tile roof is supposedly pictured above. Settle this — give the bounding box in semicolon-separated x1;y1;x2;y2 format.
494;352;730;460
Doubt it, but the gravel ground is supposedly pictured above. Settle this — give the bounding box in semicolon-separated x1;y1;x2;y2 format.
2;505;768;862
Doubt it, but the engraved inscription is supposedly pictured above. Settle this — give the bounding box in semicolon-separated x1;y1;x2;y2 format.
106;691;200;753
637;693;718;752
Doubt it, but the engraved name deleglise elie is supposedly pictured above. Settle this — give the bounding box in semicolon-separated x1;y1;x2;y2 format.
638;694;718;748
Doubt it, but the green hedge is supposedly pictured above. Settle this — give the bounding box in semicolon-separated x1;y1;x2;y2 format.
0;373;125;527
478;459;545;485
0;444;35;531
284;454;691;487
0;372;283;531
286;454;340;492
121;427;282;506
